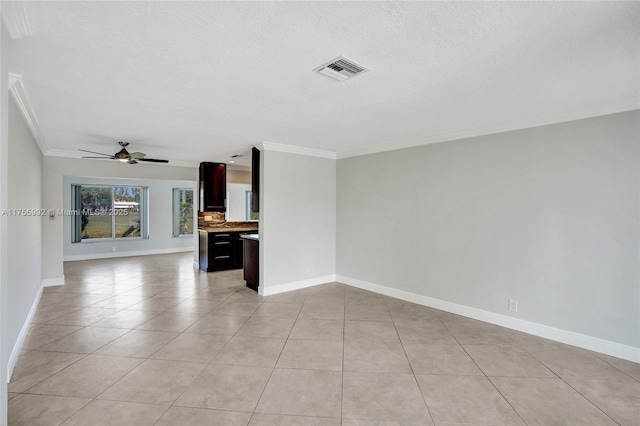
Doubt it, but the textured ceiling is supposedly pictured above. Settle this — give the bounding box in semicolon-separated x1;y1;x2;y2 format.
7;1;640;168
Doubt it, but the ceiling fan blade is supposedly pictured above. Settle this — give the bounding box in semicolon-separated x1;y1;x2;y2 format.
78;148;113;157
82;156;116;159
128;159;138;164
129;152;146;159
138;158;169;163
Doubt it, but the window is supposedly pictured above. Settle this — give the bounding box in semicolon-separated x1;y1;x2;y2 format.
173;188;193;237
71;185;148;242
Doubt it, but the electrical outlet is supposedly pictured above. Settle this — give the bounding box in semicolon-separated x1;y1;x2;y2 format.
508;299;518;312
112;247;116;252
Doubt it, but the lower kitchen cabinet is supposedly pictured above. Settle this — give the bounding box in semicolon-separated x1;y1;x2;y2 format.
199;230;248;272
243;236;259;292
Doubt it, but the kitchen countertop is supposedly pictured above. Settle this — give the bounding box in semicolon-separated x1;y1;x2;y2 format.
199;226;258;233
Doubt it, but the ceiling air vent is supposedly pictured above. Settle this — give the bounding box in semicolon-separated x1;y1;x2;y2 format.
314;56;368;82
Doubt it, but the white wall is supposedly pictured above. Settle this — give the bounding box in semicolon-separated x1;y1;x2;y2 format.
226;183;251;222
0;17;9;426
337;111;640;359
62;176;195;260
42;157;197;281
260;150;336;295
6;96;43;380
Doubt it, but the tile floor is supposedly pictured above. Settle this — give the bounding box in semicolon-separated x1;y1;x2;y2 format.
7;253;640;425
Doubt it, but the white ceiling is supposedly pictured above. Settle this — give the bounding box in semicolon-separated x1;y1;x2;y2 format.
6;1;639;169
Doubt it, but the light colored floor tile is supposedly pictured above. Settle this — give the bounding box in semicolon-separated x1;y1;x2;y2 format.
22;324;83;350
31;305;82;324
153;287;201;298
345;302;392;322
119;286;172;298
61;399;167;426
128;296;186;311
249;413;341;425
8;351;86;393
256;368;342;418
289;319;344;341
463;344;554;377
385;297;441;319
277;339;343;371
186;313;250;335
592;352;640;381
342;372;431;424
404;343;483;376
345;289;386;306
15;253;637;425
25;354;142;398
98;359;206;405
90;309;160;329
175;363;271;412
213;336;286;368
341;420;427;426
167;298;224;313
417;375;524;425
39;292;112;308
491;376;617;425
394;317;458;345
344;340;412;373
156;406;251;426
443;318;517;346
8;392;19;401
524;343;635;381
151;333;232;363
45;307;120;326
298;303;344;320
88;295;148;309
95;329;179;358
8;394;91;426
263;292;307;304
564;377;640;426
37;327;129;354
135;311;204;332
252;302;303;319
213;301;263;316
344;320;399;342
236;316;296;338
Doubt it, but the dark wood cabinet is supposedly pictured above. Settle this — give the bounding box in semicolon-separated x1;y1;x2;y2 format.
199;230;245;272
199;162;226;212
243;237;259;291
251;147;260;214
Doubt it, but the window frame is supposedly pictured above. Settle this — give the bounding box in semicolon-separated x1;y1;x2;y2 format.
71;184;149;243
172;187;194;238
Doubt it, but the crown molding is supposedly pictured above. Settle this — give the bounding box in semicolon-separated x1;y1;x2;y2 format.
1;1;32;41
337;98;640;159
256;141;337;159
8;73;48;155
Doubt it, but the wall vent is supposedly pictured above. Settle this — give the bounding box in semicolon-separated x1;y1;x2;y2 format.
313;56;368;82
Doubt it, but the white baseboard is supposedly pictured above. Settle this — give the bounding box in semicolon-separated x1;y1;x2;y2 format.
336;275;640;364
7;284;43;383
42;275;64;287
63;247;193;261
259;274;337;296
193;261;200;269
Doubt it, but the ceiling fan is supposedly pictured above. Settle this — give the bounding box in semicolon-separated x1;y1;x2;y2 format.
79;141;169;164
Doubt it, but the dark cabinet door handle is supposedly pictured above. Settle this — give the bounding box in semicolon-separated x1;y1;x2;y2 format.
214;241;230;245
215;255;231;259
215;234;230;237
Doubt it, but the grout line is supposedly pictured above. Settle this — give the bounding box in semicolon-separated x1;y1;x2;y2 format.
384;296;436;425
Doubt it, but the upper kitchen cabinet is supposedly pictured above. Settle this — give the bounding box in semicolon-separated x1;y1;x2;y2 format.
251;147;260;214
199;162;226;212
